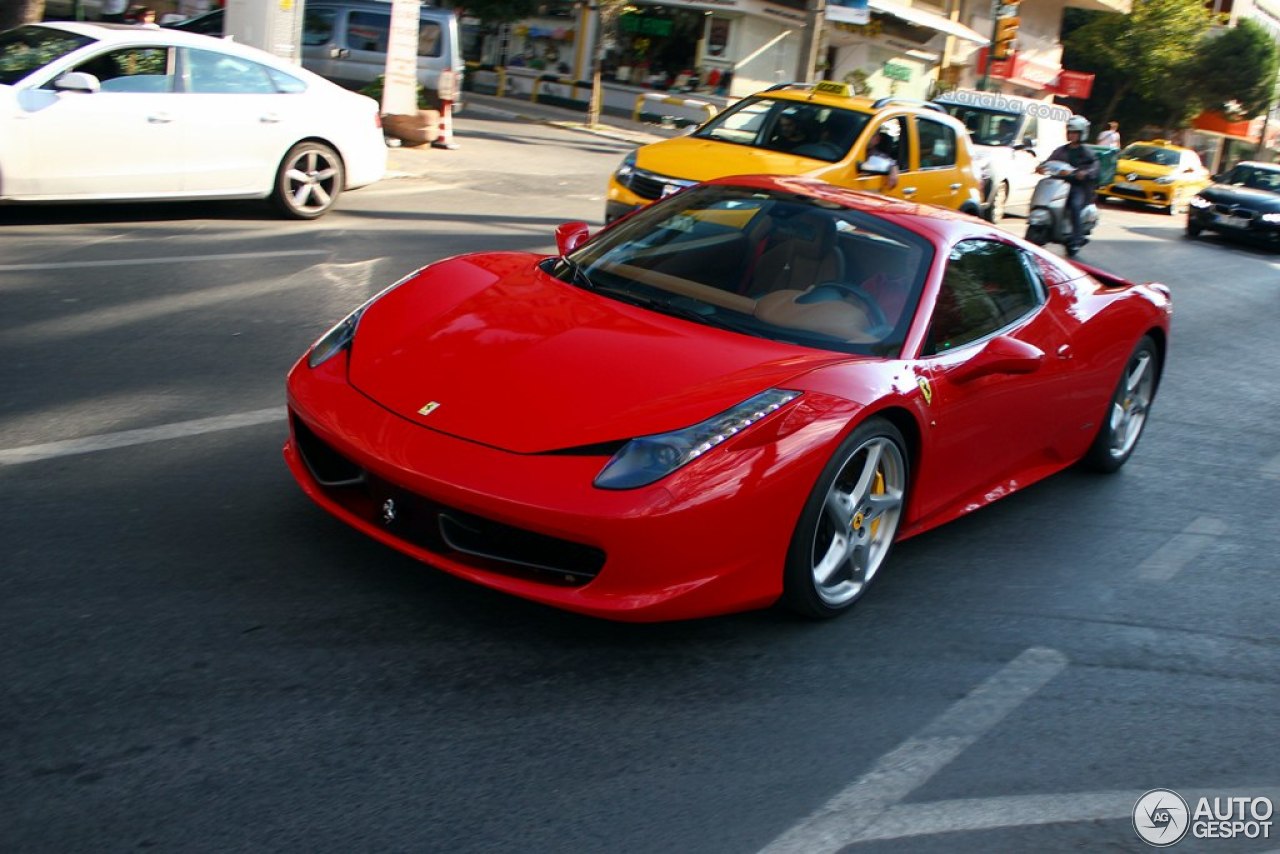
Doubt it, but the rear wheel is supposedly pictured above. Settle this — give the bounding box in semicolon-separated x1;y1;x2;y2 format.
986;182;1009;224
782;418;908;618
1082;335;1160;473
273;141;344;220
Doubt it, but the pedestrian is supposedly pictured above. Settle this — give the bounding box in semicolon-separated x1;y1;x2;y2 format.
1041;115;1099;253
1097;120;1121;148
100;0;128;23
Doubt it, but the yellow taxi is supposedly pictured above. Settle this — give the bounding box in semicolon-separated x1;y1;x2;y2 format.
606;82;984;222
1097;139;1212;215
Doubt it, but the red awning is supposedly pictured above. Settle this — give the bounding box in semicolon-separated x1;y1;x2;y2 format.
1193;110;1258;143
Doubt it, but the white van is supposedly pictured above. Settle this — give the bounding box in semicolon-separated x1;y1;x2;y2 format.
934;90;1069;222
169;1;463;106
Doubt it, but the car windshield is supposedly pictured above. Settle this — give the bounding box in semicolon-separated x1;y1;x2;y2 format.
0;25;94;85
1222;165;1280;193
547;185;933;357
1120;145;1179;167
941;105;1021;146
691;96;871;163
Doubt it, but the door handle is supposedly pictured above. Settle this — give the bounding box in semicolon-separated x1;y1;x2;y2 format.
950;182;962;190
147;113;172;124
901;187;917;196
330;47;350;59
260;113;282;123
1057;344;1072;359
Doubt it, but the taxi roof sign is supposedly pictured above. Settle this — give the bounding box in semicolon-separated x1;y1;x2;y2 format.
812;81;854;98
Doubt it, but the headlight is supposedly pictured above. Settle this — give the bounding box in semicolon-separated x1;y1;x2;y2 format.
308;306;366;368
594;389;802;489
615;151;637;185
1189;195;1211;209
1154;175;1177;184
1261;212;1280;223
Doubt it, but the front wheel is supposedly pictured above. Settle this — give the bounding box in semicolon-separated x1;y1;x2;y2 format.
1186;220;1202;239
1025;222;1050;246
986;182;1009;224
1081;335;1160;473
273;141;344;220
782;418;908;619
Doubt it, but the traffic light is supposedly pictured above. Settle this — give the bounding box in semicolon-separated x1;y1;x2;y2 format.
991;11;1020;61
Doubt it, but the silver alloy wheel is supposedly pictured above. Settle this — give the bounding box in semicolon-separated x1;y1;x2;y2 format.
276;142;343;219
809;436;906;607
988;182;1008;224
1107;349;1155;459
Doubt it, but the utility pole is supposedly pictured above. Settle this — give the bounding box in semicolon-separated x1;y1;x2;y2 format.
797;0;827;83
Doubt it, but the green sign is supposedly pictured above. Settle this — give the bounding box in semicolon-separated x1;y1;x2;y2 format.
620;14;674;37
882;62;911;81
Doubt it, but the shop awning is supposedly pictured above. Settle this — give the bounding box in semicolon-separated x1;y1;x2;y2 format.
856;0;989;45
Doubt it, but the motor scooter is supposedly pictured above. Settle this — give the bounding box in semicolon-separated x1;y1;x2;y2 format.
1024;160;1098;257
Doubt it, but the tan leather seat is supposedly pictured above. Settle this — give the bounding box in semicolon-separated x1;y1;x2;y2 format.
746;212;844;297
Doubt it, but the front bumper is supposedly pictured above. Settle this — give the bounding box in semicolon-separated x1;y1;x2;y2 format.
284;353;830;621
1099;180;1177;207
1188;203;1280;241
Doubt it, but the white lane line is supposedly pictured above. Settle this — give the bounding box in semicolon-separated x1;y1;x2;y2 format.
853;791;1136;841
1136;516;1229;581
759;647;1068;854
1263;451;1280;480
0;249;328;273
0;407;285;466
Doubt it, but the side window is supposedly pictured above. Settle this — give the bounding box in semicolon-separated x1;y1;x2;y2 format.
417;21;442;57
346;12;391;52
185;48;277;94
1022;115;1038;146
303;9;337;46
916;118;957;169
869;117;909;170
70;47;174;92
926;240;1042;354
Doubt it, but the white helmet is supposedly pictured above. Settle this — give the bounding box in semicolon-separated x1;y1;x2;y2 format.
1067;115;1090;136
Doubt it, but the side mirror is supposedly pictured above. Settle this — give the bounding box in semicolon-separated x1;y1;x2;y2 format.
53;72;100;94
555;221;591;256
948;335;1044;384
858;159;891;176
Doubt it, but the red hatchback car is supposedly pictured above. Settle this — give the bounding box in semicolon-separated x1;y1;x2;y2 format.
284;176;1171;622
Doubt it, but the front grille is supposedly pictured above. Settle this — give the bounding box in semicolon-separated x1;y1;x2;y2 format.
627;172;669;201
292;417;605;585
1212;203;1256;221
1110;185;1147;199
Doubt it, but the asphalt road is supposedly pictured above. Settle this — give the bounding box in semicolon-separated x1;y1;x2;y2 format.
3;115;1279;853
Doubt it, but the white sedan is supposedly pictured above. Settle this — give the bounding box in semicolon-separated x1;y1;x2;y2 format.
0;21;386;218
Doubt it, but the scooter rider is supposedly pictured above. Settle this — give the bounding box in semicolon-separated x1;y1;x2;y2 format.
1039;116;1099;252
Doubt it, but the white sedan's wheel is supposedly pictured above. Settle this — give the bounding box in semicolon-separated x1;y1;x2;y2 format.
274;141;344;220
783;418;908;618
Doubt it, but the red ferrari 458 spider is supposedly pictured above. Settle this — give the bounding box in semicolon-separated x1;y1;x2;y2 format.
284;175;1171;622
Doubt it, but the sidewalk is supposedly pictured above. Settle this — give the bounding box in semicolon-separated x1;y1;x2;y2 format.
386;91;680;179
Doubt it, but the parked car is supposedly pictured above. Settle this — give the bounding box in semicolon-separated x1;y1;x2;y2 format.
1097;139;1211;215
286;174;1171;622
167;0;464;107
934;89;1068;223
0;22;386;218
606;82;985;222
1186;161;1280;246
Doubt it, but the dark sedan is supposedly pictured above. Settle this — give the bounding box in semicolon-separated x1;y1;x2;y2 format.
1186;161;1280;246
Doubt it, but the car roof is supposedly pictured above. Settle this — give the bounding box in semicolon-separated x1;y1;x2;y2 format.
1127;139;1192;152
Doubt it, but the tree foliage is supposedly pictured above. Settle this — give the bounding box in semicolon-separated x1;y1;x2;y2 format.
0;0;47;31
460;0;541;26
1194;19;1280;118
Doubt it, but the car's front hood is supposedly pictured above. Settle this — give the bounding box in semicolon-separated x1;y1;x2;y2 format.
637;136;838;182
1115;159;1174;180
1200;184;1280;212
347;253;851;453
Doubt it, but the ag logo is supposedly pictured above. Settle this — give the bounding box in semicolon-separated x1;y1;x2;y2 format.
1134;788;1190;847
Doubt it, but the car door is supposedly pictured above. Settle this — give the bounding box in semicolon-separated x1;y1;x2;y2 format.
17;45;184;198
299;6;343;84
177;47;305;194
911;115;966;209
338;9;394;88
911;238;1075;523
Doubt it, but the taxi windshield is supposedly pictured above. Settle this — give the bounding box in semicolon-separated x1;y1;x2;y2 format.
692;96;871;163
1120;145;1179;167
0;26;94;85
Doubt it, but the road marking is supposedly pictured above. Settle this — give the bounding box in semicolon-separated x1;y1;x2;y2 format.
1263;451;1280;480
0;407;285;466
0;249;328;273
759;647;1068;854
852;791;1136;841
1136;515;1228;581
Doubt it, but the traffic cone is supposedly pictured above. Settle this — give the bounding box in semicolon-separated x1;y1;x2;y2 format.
432;100;459;150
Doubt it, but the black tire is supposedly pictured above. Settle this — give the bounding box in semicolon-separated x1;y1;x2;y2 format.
273;141;344;220
782;418;908;619
1081;335;1160;473
1185;220;1202;239
986;182;1009;224
1025;223;1049;246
